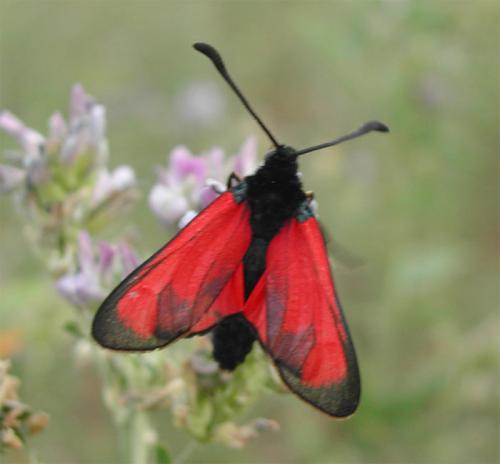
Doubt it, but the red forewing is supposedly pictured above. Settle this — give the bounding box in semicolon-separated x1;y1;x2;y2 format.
92;192;251;350
244;216;360;417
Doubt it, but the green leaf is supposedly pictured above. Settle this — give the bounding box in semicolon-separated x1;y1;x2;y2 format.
63;321;83;338
154;445;172;464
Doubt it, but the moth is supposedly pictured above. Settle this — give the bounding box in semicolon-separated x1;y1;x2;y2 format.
92;43;389;417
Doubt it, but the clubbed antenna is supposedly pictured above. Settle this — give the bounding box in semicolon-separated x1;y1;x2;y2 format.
193;42;280;148
295;121;390;156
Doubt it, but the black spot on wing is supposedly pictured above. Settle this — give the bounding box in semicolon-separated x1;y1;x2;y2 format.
270;326;315;377
156;288;194;338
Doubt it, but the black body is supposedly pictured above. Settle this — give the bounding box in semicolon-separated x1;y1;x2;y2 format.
212;146;306;370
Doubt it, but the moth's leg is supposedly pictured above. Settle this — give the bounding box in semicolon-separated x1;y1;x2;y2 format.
209;182;225;195
226;172;242;189
305;190;315;203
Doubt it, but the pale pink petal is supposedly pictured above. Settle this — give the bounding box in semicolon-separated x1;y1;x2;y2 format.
0;111;45;159
56;274;85;307
70;83;91;120
0;111;25;136
56;273;104;307
169;146;206;187
48;112;67;143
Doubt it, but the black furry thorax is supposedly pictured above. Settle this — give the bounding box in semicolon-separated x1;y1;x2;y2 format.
244;145;306;240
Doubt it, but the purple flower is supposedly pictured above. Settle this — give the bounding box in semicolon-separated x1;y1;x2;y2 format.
56;231;139;308
149;138;258;228
169;146;206;187
56;232;106;307
0;84;111;194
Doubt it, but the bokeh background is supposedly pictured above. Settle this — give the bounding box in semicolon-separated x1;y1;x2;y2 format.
1;1;498;463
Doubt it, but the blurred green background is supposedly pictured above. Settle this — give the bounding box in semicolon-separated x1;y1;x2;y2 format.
1;1;498;463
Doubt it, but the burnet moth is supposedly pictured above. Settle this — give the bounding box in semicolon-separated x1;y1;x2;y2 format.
92;43;389;417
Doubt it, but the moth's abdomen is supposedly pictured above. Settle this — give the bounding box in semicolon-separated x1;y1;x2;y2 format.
212;314;256;370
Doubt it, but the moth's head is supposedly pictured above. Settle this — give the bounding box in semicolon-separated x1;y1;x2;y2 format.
265;145;298;162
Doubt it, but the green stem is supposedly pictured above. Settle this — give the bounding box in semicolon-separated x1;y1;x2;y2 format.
92;344;156;463
124;407;154;464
